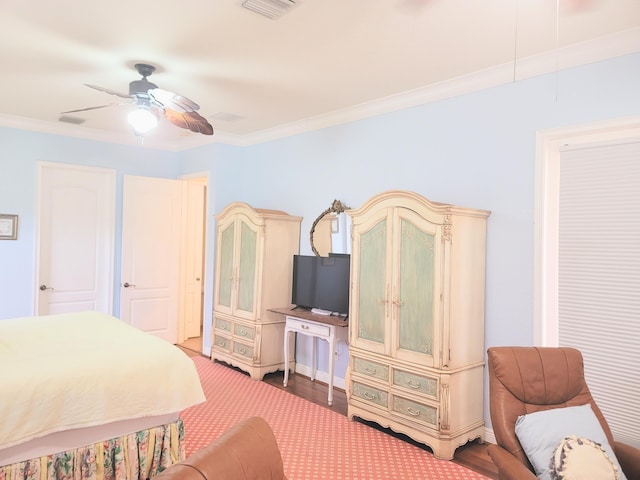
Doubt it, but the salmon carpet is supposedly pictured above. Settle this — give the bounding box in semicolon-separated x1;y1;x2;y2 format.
180;356;488;480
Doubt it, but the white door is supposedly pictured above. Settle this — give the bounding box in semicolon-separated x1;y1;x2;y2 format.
120;175;182;342
182;179;206;339
36;163;115;315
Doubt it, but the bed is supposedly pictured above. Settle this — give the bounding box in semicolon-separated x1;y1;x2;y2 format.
0;311;206;479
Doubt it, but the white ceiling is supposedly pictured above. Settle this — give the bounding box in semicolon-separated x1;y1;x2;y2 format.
1;0;639;150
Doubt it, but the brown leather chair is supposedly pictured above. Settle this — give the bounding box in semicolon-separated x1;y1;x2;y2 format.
153;416;287;480
487;346;640;480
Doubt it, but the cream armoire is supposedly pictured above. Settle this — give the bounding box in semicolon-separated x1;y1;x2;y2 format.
212;202;301;380
345;190;490;460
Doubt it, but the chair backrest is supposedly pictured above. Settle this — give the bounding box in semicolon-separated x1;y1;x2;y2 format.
487;346;615;469
153;416;287;480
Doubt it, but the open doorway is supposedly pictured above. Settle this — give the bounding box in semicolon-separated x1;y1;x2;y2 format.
178;174;208;355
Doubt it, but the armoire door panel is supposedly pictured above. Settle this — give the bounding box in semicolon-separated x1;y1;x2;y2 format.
216;222;235;311
397;217;435;357
237;220;257;314
354;218;387;348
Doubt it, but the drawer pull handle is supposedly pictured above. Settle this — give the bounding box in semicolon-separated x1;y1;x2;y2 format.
301;324;309;329
406;379;421;389
239;347;247;354
217;340;226;346
406;407;421;417
363;391;376;400
239;329;248;336
364;367;377;375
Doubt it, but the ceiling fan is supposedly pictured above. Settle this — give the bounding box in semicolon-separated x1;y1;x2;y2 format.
62;63;214;136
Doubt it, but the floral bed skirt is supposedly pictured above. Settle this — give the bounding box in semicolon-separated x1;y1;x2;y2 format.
0;419;185;480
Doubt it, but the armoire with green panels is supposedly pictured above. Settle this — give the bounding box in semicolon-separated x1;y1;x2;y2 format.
345;190;490;460
211;202;301;380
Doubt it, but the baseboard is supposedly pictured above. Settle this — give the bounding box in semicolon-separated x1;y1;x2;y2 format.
484;427;496;445
294;364;346;390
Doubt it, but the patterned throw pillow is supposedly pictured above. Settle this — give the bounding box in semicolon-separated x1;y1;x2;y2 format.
549;436;620;480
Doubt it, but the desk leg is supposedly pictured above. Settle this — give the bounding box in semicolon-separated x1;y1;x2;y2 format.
283;328;291;388
310;335;317;382
327;336;336;406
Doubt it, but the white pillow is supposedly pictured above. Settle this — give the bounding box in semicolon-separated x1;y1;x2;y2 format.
514;404;627;480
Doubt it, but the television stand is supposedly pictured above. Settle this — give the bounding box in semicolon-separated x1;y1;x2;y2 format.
269;306;349;406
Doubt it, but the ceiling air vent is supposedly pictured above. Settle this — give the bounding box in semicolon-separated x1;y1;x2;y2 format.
242;0;299;19
58;115;86;125
210;112;245;122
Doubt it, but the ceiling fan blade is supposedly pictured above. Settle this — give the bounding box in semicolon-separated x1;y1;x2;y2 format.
164;109;213;136
85;84;132;99
149;88;200;113
184;111;214;135
60;102;127;114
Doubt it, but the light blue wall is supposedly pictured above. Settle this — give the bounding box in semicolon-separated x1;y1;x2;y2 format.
178;53;640;386
2;53;639;430
0;130;179;319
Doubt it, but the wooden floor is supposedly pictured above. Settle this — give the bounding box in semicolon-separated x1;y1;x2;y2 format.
178;344;498;479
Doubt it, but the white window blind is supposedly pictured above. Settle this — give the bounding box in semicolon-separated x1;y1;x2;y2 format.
558;140;640;448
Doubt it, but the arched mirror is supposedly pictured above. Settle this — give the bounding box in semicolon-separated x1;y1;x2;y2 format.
310;199;351;256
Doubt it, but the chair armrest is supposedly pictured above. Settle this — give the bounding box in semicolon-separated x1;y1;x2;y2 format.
487;444;537;480
614;441;640;480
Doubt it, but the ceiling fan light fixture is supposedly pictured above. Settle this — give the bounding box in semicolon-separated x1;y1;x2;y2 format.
64;63;213;137
128;107;158;135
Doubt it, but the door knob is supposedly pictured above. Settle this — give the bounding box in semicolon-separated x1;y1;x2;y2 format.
39;284;54;291
123;282;136;288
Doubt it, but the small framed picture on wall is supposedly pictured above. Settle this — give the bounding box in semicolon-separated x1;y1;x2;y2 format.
0;214;18;240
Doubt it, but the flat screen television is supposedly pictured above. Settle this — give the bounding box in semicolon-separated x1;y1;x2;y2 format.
291;254;350;316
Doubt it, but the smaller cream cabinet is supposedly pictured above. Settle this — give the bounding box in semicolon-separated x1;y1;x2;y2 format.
212;202;301;380
345;190;490;460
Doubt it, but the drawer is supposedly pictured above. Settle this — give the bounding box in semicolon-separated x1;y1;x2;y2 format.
351;381;388;409
214;317;232;334
233;341;254;360
234;323;255;340
286;317;330;337
353;356;389;382
392;369;438;399
392;394;438;428
213;334;231;352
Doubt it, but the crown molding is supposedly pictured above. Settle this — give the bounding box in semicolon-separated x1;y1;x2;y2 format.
1;27;638;151
239;27;640;147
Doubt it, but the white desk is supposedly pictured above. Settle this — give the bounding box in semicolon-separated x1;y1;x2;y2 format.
270;307;348;406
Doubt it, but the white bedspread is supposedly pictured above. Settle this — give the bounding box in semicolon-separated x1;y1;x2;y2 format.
0;311;205;450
